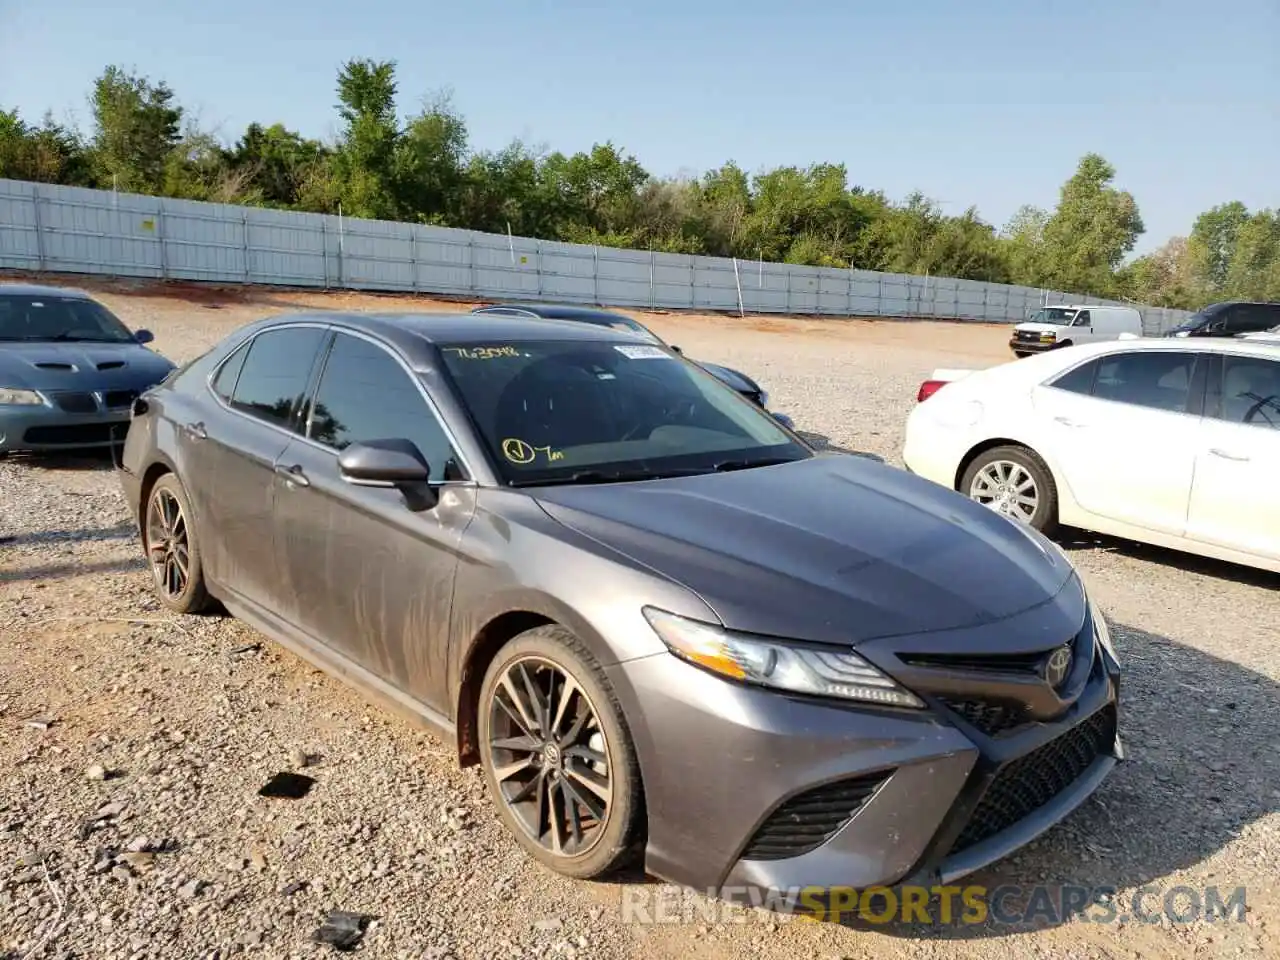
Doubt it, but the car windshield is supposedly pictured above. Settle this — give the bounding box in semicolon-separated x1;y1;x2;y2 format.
0;294;136;342
1026;307;1079;326
436;338;808;486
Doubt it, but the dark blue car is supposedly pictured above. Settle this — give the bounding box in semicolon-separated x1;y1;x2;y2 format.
470;302;794;429
0;283;175;456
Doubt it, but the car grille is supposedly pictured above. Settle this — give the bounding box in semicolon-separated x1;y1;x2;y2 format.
938;697;1029;737
51;392;100;413
947;704;1116;855
740;772;886;861
23;423;127;446
102;389;139;409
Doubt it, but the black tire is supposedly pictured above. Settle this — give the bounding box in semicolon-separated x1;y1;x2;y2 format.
142;472;212;614
477;624;644;880
959;444;1059;534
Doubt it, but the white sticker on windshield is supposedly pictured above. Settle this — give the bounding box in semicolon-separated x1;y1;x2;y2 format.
614;344;669;360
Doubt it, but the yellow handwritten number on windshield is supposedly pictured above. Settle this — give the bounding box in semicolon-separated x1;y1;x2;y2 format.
446;346;520;360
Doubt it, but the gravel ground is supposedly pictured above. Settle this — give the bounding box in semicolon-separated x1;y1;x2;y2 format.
2;276;1278;960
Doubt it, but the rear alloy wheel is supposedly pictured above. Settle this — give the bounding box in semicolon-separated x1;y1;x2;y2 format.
143;473;211;614
960;445;1058;534
478;625;643;879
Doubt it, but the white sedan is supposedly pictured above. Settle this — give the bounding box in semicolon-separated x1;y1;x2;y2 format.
902;338;1280;574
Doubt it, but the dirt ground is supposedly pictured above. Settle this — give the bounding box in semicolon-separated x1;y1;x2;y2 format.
1;272;1277;960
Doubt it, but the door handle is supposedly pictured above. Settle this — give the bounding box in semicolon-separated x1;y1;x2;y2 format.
184;421;207;441
1053;416;1086;428
274;464;310;487
1209;447;1250;462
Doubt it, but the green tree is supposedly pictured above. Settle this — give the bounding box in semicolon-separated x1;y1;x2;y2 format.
90;66;183;193
1187;201;1250;296
1040;153;1144;294
330;58;400;219
0;109;90;184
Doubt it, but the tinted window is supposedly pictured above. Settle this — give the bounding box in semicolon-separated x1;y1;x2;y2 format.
1091;351;1198;413
307;333;463;481
1049;359;1099;395
211;341;250;401
1217;356;1280;429
229;327;327;431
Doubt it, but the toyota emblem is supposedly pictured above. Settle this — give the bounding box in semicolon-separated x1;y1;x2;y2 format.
1044;645;1073;688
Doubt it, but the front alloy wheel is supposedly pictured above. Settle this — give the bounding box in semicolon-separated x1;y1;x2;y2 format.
488;656;612;857
478;625;642;879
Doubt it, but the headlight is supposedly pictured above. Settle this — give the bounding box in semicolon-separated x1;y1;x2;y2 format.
1091;602;1119;666
0;388;44;406
643;607;925;708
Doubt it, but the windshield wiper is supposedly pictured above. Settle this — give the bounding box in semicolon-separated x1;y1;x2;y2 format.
709;456;801;473
511;468;705;488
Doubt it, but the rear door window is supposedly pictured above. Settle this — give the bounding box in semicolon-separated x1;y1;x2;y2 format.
228;326;328;432
1091;351;1199;413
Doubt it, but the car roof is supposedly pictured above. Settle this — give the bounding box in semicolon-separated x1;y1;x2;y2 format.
473;302;638;322
0;282;95;300
246;310;649;364
1066;337;1280;359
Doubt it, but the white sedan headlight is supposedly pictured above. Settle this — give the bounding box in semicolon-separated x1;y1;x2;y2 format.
0;388;44;406
643;607;924;708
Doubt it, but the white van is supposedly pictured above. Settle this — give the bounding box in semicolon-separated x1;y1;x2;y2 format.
1008;304;1144;358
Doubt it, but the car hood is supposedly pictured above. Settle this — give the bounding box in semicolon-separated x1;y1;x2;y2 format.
533;455;1077;645
0;341;175;391
695;359;757;394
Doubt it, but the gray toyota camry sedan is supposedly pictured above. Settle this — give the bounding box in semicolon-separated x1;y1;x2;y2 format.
118;310;1122;900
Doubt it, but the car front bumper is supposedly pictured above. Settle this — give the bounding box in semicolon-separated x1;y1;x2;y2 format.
0;398;133;452
607;588;1121;900
1009;337;1058;355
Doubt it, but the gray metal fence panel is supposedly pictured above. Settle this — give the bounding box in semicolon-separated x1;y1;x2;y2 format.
0;178;1193;331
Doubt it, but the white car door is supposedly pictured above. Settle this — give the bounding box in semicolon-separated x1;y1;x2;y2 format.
1185;353;1280;561
1033;349;1204;535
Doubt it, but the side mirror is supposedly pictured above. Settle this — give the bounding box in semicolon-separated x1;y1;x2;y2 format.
771;411;795;430
338;438;436;509
133;329;155;344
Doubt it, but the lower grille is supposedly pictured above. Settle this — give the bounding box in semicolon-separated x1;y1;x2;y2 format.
23;423;127;445
52;392;99;413
939;697;1028;737
948;704;1116;855
102;389;139;409
740;773;886;861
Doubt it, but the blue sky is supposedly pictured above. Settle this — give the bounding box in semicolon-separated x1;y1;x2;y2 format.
3;0;1276;256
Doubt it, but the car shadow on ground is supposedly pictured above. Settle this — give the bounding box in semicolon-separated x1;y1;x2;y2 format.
0;556;146;584
822;619;1277;939
1057;529;1280;590
1;448;121;472
0;520;136;549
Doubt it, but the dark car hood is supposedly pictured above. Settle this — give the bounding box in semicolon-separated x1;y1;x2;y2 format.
695;359;757;394
0;341;175;391
533;455;1077;645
